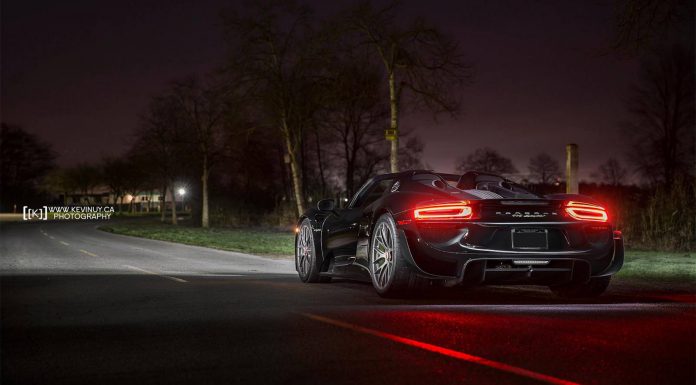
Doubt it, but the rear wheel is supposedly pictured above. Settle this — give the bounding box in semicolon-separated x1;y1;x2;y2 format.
296;219;330;283
550;276;611;298
369;214;427;297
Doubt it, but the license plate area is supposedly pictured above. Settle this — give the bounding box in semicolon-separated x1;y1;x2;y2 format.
511;228;548;250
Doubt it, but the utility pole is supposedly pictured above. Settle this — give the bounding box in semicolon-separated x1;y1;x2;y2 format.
566;143;579;194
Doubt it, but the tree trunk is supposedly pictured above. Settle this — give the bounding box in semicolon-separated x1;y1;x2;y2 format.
300;128;307;204
279;146;291;202
284;132;305;216
160;183;167;222
388;71;399;173
313;125;326;197
170;185;178;225
201;157;209;228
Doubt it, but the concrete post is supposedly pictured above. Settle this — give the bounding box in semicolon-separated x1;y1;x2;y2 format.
566;143;579;194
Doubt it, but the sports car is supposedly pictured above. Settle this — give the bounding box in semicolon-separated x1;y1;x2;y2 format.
295;170;624;298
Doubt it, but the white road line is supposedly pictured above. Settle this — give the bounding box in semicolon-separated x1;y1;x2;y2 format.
48;236;55;240
197;273;245;277
59;241;70;246
302;313;581;385
122;264;188;283
344;303;695;312
79;249;98;257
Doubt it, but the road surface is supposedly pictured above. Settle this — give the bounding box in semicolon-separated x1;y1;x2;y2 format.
1;220;694;385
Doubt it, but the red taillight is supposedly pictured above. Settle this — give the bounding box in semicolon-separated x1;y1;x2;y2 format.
564;201;608;222
414;202;473;220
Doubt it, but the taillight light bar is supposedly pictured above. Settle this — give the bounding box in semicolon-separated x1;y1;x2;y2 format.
413;202;473;220
564;201;608;222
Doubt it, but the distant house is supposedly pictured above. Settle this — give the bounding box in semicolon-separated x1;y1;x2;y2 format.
60;187;182;212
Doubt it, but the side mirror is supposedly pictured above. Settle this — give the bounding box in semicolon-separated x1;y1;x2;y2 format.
317;199;336;211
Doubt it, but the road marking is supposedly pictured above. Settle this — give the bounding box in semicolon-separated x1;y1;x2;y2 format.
79;249;98;257
196;273;245;277
59;241;70;246
342;303;696;313
122;264;188;283
49;236;55;240
302;313;580;385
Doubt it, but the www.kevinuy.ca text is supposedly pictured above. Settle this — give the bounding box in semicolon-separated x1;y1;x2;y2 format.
22;206;115;221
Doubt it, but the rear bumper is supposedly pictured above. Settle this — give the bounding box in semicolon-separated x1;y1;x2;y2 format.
397;229;624;286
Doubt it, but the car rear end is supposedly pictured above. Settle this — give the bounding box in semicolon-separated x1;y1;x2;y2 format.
394;196;624;287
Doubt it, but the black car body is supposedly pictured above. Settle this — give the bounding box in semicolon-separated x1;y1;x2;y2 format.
295;170;624;297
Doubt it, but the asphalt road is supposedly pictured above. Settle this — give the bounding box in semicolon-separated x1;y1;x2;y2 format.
1;220;694;385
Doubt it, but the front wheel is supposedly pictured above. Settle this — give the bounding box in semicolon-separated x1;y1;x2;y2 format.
295;219;330;283
369;214;427;297
550;276;611;298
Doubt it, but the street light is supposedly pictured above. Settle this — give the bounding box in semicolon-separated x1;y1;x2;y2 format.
177;188;186;213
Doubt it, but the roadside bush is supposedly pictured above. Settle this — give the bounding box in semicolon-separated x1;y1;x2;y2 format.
210;200;297;229
624;177;696;251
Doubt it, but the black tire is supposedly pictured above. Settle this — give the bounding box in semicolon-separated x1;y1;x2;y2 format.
369;213;428;297
550;276;611;298
295;219;331;283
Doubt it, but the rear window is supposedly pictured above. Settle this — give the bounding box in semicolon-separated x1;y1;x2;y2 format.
464;175;540;199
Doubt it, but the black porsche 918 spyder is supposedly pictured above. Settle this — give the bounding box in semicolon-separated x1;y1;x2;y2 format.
294;170;624;298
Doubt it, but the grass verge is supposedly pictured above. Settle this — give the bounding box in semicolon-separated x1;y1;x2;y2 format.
619;250;695;283
99;220;294;258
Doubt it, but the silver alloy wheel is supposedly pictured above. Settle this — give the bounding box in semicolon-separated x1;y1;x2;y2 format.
371;221;395;290
296;224;312;278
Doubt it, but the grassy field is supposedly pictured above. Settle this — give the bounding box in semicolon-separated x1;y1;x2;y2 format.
99;220;695;282
618;250;695;282
100;220;294;257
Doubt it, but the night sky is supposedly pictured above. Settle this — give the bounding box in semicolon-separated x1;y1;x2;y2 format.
2;0;639;180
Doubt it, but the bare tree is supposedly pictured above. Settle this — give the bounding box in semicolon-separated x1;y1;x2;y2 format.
320;53;388;197
133;94;185;224
66;163;100;204
623;45;695;186
169;77;230;228
399;135;425;171
457;147;518;175
120;151;150;214
346;1;471;172
223;1;322;216
528;153;561;184
612;0;692;54
42;169;75;206
0;123;56;210
101;157;130;213
595;158;628;186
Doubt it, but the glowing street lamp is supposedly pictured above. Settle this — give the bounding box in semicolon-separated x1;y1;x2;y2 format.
177;188;186;213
